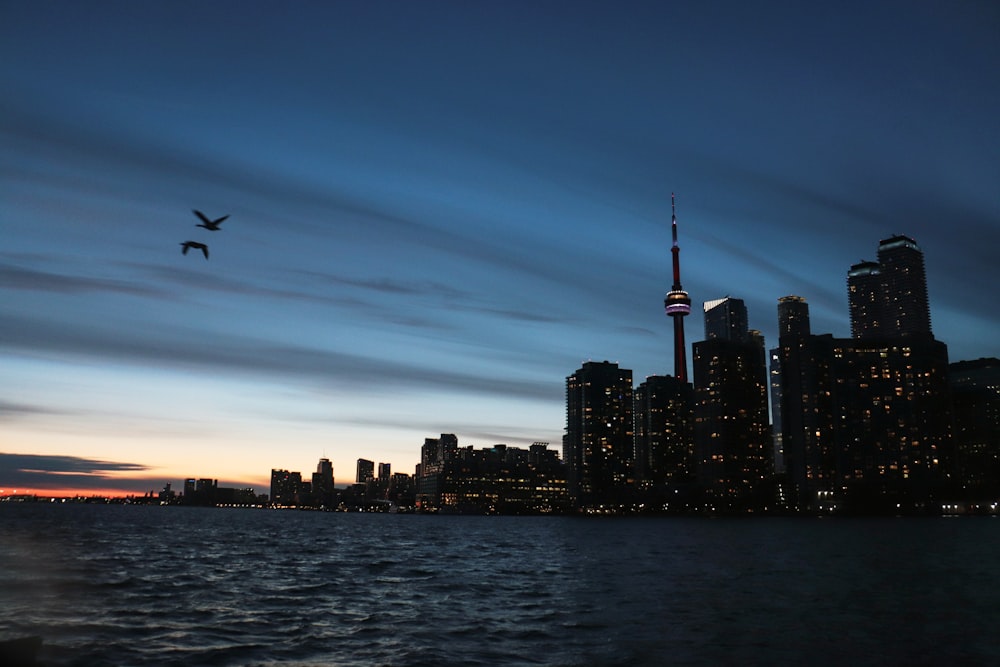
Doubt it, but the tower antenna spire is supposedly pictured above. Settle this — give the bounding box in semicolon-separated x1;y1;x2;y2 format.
671;192;678;244
664;191;691;381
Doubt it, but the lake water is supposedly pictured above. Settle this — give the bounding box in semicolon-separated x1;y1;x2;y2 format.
1;505;997;666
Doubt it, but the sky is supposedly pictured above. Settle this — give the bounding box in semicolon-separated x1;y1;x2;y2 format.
2;0;998;496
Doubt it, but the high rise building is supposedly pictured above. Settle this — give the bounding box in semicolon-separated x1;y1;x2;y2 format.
769;296;812;481
777;291;952;512
848;235;932;339
270;469;301;506
693;299;771;511
664;193;692;382
416;433;458;506
847;260;883;338
768;348;785;475
378;462;391;480
949;358;1000;502
703;297;749;342
777;295;810;338
356;458;375;484
312;457;334;507
564;361;634;507
634;374;695;499
877;235;932;336
434;442;569;513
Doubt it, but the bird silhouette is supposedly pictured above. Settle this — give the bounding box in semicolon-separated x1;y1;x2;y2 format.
180;241;209;259
193;209;229;231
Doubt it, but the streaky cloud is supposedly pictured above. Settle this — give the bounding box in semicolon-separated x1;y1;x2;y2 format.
292;269;469;299
0;312;563;403
0;262;166;298
1;92;626;305
0;400;66;419
0;452;153;493
0;453;259;493
0;452;147;474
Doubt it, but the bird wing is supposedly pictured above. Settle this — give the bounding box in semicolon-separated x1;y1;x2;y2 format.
193;210;211;225
181;243;190;254
212;215;230;226
202;246;209;259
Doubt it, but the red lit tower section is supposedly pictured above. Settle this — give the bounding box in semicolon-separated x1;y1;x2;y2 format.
664;193;692;382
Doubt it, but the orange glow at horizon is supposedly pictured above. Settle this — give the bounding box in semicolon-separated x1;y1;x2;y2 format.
0;475;360;499
1;487;144;499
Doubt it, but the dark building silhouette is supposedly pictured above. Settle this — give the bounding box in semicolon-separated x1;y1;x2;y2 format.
356;458;375;484
776;293;953;513
414;437;567;512
386;472;416;506
180;478;218;506
703;296;750;342
312;457;335;508
664;193;692;382
214;486;258;506
634;374;695;504
769;296;811;478
848;235;932;339
158;483;176;504
176;478;257;506
949;358;1000;504
768;349;786;478
416;433;458;507
693;298;772;511
437;442;568;513
847;260;883;338
270;469;301;506
564;361;634;507
777;295;810;338
360;462;395;505
342;468;416;509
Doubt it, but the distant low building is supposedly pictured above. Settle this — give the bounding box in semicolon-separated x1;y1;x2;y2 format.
417;436;569;513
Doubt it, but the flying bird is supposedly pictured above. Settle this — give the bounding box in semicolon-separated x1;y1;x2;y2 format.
193;209;229;231
180;241;209;259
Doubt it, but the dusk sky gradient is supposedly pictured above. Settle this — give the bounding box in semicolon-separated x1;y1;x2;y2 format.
3;1;998;495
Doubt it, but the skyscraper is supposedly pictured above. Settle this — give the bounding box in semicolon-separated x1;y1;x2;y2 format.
356;458;375;484
270;469;300;506
847;260;882;338
876;235;932;336
416;433;458;507
949;358;1000;502
313;457;334;507
664;194;692;382
777;287;952;513
848;235;932;339
777;295;810;338
703;296;749;342
634;374;695;497
693;298;771;511
564;361;634;507
769;296;812;481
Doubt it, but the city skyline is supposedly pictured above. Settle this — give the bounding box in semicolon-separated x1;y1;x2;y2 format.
3;2;998;496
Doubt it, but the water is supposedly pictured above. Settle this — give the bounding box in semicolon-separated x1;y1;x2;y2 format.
1;505;997;666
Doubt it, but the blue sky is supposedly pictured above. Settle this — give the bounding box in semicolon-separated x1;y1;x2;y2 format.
2;1;998;494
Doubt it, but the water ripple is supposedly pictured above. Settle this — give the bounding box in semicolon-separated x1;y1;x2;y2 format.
2;506;999;666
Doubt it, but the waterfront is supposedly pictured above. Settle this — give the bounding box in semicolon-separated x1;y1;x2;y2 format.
1;505;997;666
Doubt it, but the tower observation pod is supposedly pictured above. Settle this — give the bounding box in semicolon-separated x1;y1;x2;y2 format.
664;193;691;382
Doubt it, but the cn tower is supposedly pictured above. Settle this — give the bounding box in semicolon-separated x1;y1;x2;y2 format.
664;193;691;382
